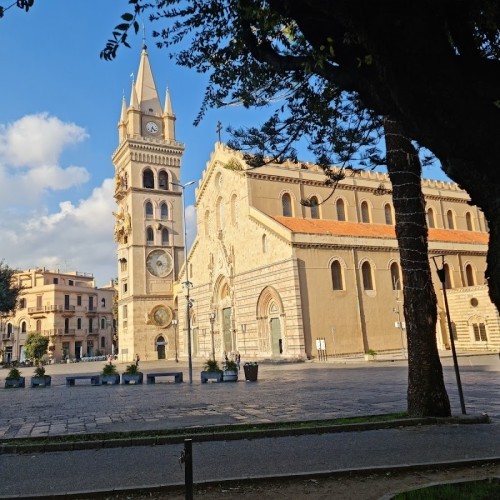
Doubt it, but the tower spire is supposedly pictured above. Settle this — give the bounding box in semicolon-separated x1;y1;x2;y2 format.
135;45;162;115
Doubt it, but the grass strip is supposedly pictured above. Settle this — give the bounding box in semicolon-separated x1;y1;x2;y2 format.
0;411;408;447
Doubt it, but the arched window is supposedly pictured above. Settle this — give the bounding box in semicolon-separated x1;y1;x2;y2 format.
145;201;153;219
282;193;292;217
336;198;346;221
472;322;488;342
204;210;210;237
360;201;370;223
450;322;458;341
101;318;106;329
361;261;374;290
36;319;41;332
21;321;27;333
465;212;474;231
216;197;225;230
161;228;169;245
262;234;267;253
426;208;435;228
158;170;168;190
390;262;402;290
384;204;393;225
447;210;455;229
310;196;319;219
146;226;154;244
160;203;168;220
465;264;475;286
444;263;453;289
231;194;238;226
331;260;343;290
142;168;154;189
120;259;127;272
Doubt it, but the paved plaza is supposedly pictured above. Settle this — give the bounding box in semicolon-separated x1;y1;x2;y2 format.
0;353;498;440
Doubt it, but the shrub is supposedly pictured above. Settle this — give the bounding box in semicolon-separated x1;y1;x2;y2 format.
203;359;222;373
124;364;141;375
101;363;118;376
33;366;46;378
6;367;22;380
223;360;238;372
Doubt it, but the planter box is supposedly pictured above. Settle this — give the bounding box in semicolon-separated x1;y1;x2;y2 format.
222;370;238;382
100;374;120;385
201;371;223;383
243;365;259;381
122;373;143;385
5;377;26;388
31;376;52;388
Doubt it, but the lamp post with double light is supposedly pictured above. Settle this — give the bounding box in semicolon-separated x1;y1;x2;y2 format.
432;254;466;415
209;311;216;361
171;319;178;363
172;180;195;384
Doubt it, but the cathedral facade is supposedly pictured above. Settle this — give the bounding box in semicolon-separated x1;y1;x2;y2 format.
175;144;497;361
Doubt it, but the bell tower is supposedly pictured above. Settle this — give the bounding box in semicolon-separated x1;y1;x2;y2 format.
112;45;185;362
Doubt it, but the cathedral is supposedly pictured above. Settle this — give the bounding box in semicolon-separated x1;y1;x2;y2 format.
114;48;499;364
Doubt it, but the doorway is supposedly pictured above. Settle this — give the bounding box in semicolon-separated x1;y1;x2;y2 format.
156;336;166;359
222;307;232;353
270;317;282;355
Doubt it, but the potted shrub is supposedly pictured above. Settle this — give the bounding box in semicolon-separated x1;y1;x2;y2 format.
122;363;143;384
201;359;223;383
100;362;120;385
243;362;259;381
222;359;238;382
31;365;51;387
5;367;25;388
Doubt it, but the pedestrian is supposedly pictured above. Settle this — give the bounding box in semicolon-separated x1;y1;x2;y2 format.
224;352;229;362
135;353;140;367
236;353;241;371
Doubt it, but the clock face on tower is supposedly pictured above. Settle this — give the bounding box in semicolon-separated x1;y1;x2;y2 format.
145;121;159;134
151;305;172;327
146;249;173;277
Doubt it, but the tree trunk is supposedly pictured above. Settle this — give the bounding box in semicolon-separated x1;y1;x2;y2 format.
384;116;451;417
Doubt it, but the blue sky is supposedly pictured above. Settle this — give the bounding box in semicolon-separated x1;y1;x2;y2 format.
0;1;449;286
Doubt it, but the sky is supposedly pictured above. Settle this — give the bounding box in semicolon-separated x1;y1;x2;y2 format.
0;1;450;287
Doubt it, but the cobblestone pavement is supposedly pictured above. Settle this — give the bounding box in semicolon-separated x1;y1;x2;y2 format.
0;353;498;440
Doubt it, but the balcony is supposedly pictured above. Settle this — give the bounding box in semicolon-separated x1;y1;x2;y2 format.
85;306;97;316
1;333;11;341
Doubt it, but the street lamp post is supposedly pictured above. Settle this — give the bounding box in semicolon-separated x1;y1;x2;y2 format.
432;254;466;415
172;319;178;363
241;324;246;354
172;180;196;384
209;312;216;361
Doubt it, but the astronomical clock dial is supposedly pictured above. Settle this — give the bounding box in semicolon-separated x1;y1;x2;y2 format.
145;121;159;134
146;249;173;278
151;305;172;327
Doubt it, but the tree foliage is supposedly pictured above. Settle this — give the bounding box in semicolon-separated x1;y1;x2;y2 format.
0;261;21;315
24;332;49;365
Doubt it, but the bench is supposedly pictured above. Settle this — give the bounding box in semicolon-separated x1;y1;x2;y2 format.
200;371;223;383
146;372;183;384
66;375;100;386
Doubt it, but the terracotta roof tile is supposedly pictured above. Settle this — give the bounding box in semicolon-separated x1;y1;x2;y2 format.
274;217;489;245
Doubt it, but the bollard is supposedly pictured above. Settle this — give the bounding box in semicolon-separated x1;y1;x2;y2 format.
184;438;193;500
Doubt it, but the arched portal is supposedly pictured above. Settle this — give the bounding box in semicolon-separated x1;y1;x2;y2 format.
156;335;166;359
256;287;285;356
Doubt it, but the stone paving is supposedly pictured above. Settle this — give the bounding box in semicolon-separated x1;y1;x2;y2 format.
0;353;498;440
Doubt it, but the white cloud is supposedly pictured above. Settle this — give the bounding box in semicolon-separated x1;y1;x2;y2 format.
0;114;116;286
185;204;197;252
0;114;90;209
0;113;88;167
1;179;117;287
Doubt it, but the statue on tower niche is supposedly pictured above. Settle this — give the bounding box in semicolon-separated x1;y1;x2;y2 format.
113;205;132;243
